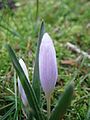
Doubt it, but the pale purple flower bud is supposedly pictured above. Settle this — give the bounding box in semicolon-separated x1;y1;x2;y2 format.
18;59;30;107
39;33;58;97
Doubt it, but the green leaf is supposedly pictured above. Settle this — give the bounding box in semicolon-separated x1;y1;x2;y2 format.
32;21;45;105
49;82;74;120
36;0;39;20
14;71;18;120
7;45;44;120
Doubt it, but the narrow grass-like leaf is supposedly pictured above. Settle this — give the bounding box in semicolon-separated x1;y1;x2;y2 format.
49;82;74;120
0;103;14;111
32;21;45;105
1;104;15;120
14;71;18;120
0;24;22;38
7;45;44;120
36;0;39;20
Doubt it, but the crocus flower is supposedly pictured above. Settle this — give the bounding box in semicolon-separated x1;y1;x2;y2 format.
39;33;58;97
18;59;30;107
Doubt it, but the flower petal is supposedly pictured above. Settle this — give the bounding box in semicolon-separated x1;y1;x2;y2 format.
18;59;30;107
39;33;58;97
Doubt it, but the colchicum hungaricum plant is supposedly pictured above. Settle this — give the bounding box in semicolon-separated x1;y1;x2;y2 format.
39;33;58;118
7;22;74;120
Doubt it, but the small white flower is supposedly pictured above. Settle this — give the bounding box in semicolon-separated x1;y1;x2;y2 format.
18;59;30;107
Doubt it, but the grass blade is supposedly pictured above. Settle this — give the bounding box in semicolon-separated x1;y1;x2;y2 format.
1;104;15;120
7;45;44;120
14;70;18;120
32;21;45;105
36;0;39;20
49;82;74;120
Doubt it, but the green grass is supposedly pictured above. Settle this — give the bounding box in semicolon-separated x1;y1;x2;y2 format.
0;0;90;119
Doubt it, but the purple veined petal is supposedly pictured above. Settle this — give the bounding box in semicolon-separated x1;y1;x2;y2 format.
18;59;30;107
39;33;58;97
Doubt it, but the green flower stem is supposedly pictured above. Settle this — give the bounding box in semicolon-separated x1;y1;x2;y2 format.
46;95;51;120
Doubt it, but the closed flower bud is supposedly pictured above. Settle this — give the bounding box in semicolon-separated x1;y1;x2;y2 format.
39;33;58;97
18;59;30;107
